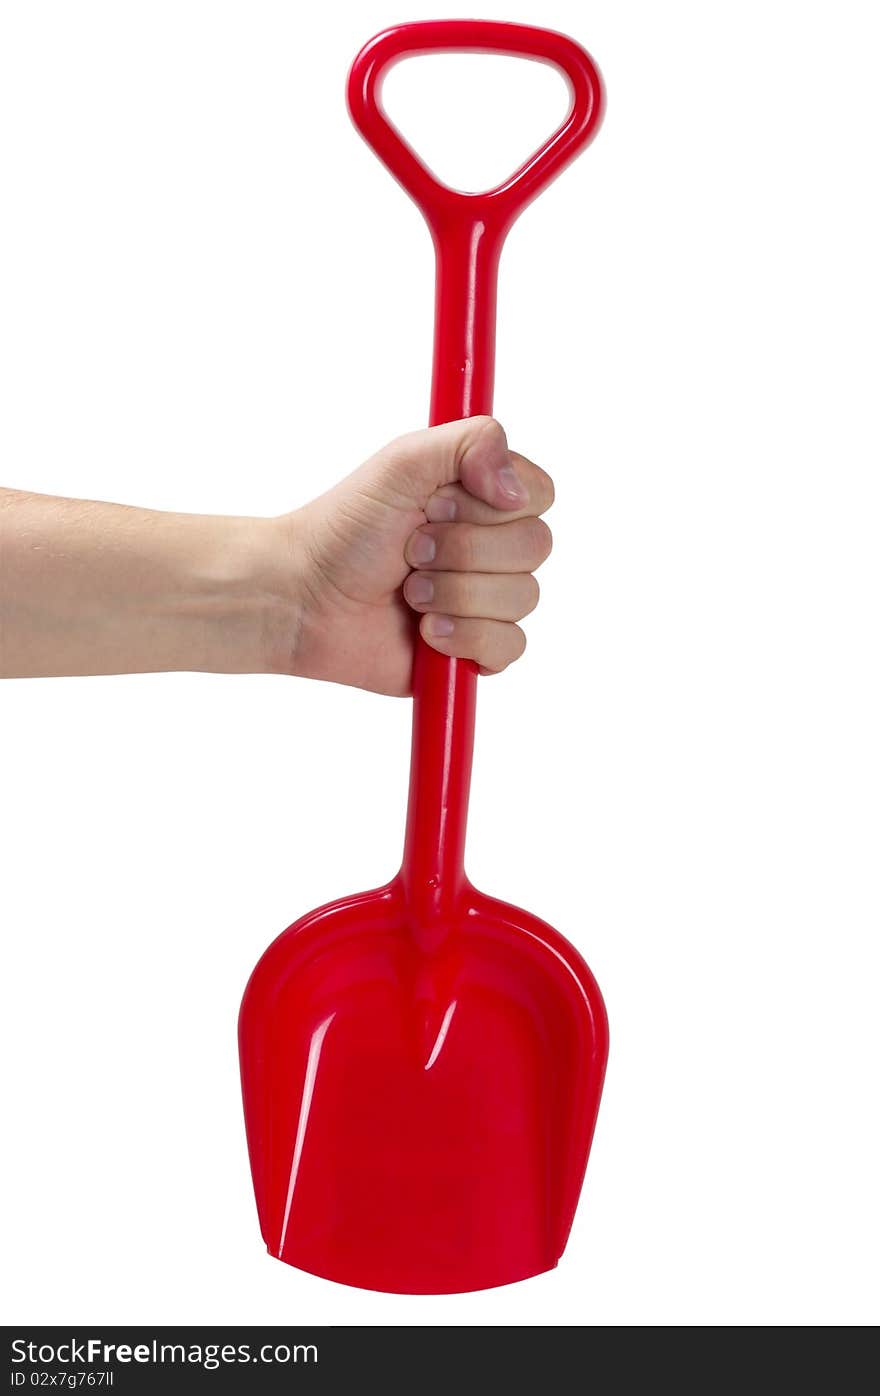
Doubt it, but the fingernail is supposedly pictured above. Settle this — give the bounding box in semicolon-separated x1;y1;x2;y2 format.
498;463;527;504
409;531;436;564
426;494;457;522
406;574;434;604
426;614;455;637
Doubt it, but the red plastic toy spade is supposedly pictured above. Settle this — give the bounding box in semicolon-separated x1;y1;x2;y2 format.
239;20;608;1294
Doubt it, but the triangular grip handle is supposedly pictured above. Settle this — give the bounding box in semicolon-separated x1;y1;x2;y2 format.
347;19;604;232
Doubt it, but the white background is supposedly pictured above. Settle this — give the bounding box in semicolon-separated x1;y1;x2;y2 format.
1;0;878;1327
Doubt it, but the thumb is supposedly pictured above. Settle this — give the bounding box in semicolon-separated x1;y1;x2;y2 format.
371;416;528;513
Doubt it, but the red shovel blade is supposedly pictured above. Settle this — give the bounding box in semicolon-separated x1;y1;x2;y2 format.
239;879;607;1294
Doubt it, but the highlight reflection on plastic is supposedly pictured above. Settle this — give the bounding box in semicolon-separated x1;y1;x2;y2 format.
239;19;609;1295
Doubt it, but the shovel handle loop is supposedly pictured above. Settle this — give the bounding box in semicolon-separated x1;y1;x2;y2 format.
346;19;604;228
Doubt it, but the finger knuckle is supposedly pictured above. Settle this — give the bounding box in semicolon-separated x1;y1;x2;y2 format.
528;516;553;563
460;416;506;474
442;572;474;614
467;620;496;671
463;574;482;613
520;575;540;617
476;415;506;446
485;622;527;672
453;524;480;571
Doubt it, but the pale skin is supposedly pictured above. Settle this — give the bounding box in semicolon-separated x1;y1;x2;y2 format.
0;416;554;694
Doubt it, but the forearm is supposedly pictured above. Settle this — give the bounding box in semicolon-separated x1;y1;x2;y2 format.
0;488;295;678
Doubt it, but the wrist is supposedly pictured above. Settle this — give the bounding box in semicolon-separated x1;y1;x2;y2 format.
175;512;302;676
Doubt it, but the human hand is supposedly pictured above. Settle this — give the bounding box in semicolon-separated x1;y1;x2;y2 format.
0;418;553;687
270;417;554;696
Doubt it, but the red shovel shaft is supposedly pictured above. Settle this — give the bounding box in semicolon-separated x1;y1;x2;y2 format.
404;176;504;932
347;21;604;927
